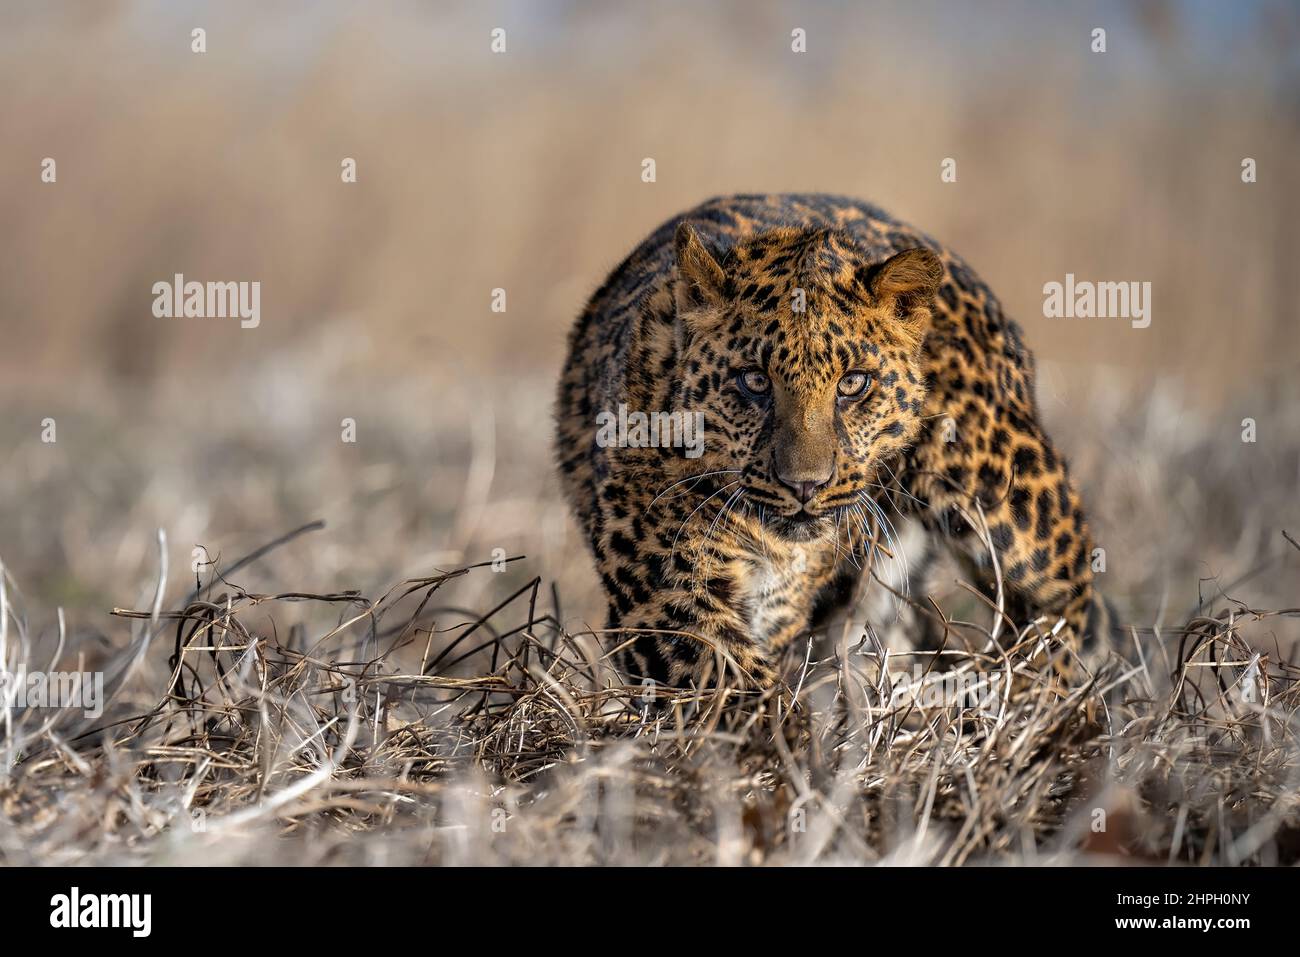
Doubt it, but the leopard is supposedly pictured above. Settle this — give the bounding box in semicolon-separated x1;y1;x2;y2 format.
555;193;1109;692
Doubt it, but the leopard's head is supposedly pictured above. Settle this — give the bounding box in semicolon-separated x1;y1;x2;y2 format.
672;222;943;540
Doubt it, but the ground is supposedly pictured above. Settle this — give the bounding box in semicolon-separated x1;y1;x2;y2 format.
1;366;1297;865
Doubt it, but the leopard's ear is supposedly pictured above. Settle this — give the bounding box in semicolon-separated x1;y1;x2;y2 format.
866;248;944;345
674;222;727;313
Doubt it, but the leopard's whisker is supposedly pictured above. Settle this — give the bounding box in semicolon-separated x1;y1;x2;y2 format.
648;469;743;512
694;486;746;586
851;502;894;610
831;510;862;570
670;479;741;561
873;457;926;509
850;503;876;561
843;503;856;556
867;477;925;511
738;496;768;559
877;494;915;588
696;488;748;587
859;492;911;603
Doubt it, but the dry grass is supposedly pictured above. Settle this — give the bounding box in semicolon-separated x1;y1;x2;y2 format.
3;499;1299;866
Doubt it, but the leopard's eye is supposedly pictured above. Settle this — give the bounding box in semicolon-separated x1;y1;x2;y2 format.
837;371;871;398
737;369;771;398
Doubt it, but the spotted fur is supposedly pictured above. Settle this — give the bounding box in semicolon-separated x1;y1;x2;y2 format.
556;194;1104;689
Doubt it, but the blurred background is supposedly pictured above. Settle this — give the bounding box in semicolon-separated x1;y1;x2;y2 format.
1;0;1297;651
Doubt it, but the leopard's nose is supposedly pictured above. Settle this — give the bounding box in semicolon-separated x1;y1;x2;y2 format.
776;469;832;504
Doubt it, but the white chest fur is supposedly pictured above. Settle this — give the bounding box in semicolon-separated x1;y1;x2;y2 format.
740;542;821;645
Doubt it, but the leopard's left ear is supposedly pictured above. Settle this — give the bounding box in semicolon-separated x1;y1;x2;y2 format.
673;222;727;313
866;248;944;344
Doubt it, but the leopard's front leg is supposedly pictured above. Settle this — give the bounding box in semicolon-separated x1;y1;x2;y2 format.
596;475;835;691
899;361;1102;676
603;548;776;692
901;392;1101;673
